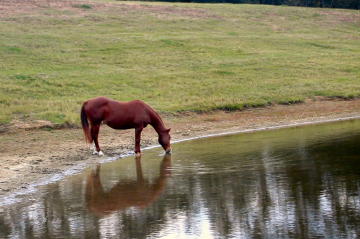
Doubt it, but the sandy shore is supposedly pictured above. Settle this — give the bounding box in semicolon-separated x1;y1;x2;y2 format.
1;98;360;199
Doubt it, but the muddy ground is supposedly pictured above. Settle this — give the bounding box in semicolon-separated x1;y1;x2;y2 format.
1;98;360;198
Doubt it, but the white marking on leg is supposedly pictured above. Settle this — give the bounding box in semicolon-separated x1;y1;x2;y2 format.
98;151;104;156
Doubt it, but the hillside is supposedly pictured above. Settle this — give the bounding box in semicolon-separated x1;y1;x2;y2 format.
0;0;359;124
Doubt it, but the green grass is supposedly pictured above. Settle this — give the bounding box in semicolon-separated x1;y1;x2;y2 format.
0;0;359;124
72;4;93;9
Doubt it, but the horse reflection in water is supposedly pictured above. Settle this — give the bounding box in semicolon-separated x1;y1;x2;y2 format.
85;155;172;216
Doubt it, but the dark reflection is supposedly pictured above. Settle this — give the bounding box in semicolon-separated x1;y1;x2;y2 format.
1;120;360;239
187;134;360;238
86;154;172;216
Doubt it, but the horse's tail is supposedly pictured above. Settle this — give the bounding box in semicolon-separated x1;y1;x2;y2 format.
81;103;92;144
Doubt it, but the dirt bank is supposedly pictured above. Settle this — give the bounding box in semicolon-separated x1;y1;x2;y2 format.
1;98;360;198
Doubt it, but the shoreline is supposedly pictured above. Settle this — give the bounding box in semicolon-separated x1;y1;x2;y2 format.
1;98;360;202
1;114;360;207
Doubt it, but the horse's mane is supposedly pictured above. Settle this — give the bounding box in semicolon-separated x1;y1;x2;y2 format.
147;105;167;131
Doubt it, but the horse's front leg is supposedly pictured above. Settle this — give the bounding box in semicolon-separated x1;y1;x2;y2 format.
135;127;143;158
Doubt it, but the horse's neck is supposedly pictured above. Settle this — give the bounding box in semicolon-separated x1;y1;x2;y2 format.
149;111;166;134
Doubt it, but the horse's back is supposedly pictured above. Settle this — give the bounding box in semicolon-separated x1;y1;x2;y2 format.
84;97;148;110
113;100;152;127
106;99;152;129
83;97;155;128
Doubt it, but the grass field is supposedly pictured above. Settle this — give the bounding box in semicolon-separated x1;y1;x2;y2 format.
0;0;359;124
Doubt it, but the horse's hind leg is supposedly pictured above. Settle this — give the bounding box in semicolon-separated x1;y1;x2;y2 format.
91;124;103;156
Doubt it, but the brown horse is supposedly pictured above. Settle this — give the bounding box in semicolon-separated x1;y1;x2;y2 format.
81;97;171;156
86;154;171;216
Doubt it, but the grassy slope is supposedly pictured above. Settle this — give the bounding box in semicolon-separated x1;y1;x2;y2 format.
0;1;359;124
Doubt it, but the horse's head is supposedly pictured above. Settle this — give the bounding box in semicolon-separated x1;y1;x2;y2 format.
158;128;171;154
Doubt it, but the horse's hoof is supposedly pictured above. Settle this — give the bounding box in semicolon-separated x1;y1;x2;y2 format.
165;148;172;155
92;150;104;156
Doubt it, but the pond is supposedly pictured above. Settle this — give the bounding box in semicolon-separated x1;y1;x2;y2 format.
1;120;360;238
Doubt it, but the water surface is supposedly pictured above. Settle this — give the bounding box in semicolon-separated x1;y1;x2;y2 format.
1;120;360;238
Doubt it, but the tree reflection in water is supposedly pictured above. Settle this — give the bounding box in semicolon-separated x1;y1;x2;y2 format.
0;121;360;238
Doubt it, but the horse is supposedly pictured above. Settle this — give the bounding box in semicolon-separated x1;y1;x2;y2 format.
81;97;171;156
86;154;171;216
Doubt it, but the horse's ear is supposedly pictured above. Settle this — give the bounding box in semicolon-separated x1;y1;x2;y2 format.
166;128;171;133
